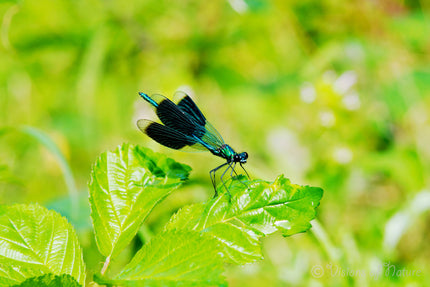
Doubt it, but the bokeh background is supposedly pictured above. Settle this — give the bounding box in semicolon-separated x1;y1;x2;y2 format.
1;0;429;286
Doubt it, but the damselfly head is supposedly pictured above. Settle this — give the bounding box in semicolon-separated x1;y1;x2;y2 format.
235;152;248;164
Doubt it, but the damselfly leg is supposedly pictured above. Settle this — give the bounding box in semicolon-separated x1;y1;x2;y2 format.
210;161;250;197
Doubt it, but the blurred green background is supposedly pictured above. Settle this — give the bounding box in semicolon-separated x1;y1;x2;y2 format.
1;0;429;286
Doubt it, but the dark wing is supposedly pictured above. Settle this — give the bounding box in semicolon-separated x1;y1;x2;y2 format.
173;91;225;148
137;119;207;151
144;94;204;139
173;91;206;126
138;92;226;152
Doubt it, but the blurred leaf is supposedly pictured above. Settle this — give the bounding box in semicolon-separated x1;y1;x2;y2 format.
46;191;92;231
383;190;430;252
390;13;430;52
0;204;86;286
360;148;424;192
228;0;269;13
244;0;269;11
88;143;191;259
11;273;81;287
413;69;430;95
95;230;225;287
0;126;79;219
166;175;323;264
19;126;78;199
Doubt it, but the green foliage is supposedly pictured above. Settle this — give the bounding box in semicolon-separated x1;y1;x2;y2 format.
0;204;85;286
0;265;42;287
11;274;81;287
98;230;225;286
87;144;321;286
166;175;323;264
88;144;191;259
0;144;323;286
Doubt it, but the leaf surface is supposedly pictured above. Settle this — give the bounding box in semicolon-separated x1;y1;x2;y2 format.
89;143;191;258
0;204;85;286
166;175;323;264
95;230;225;287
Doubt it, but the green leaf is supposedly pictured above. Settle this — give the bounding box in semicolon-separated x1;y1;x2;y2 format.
95;230;225;287
89;143;191;259
11;273;81;287
166;175;323;264
0;204;86;286
0;264;43;287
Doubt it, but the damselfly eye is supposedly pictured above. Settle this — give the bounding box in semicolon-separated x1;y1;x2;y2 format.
239;152;248;163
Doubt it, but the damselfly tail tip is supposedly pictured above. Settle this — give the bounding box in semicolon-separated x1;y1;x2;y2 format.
138;92;148;98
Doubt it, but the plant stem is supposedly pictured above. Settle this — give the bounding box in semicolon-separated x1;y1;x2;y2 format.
101;256;111;275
